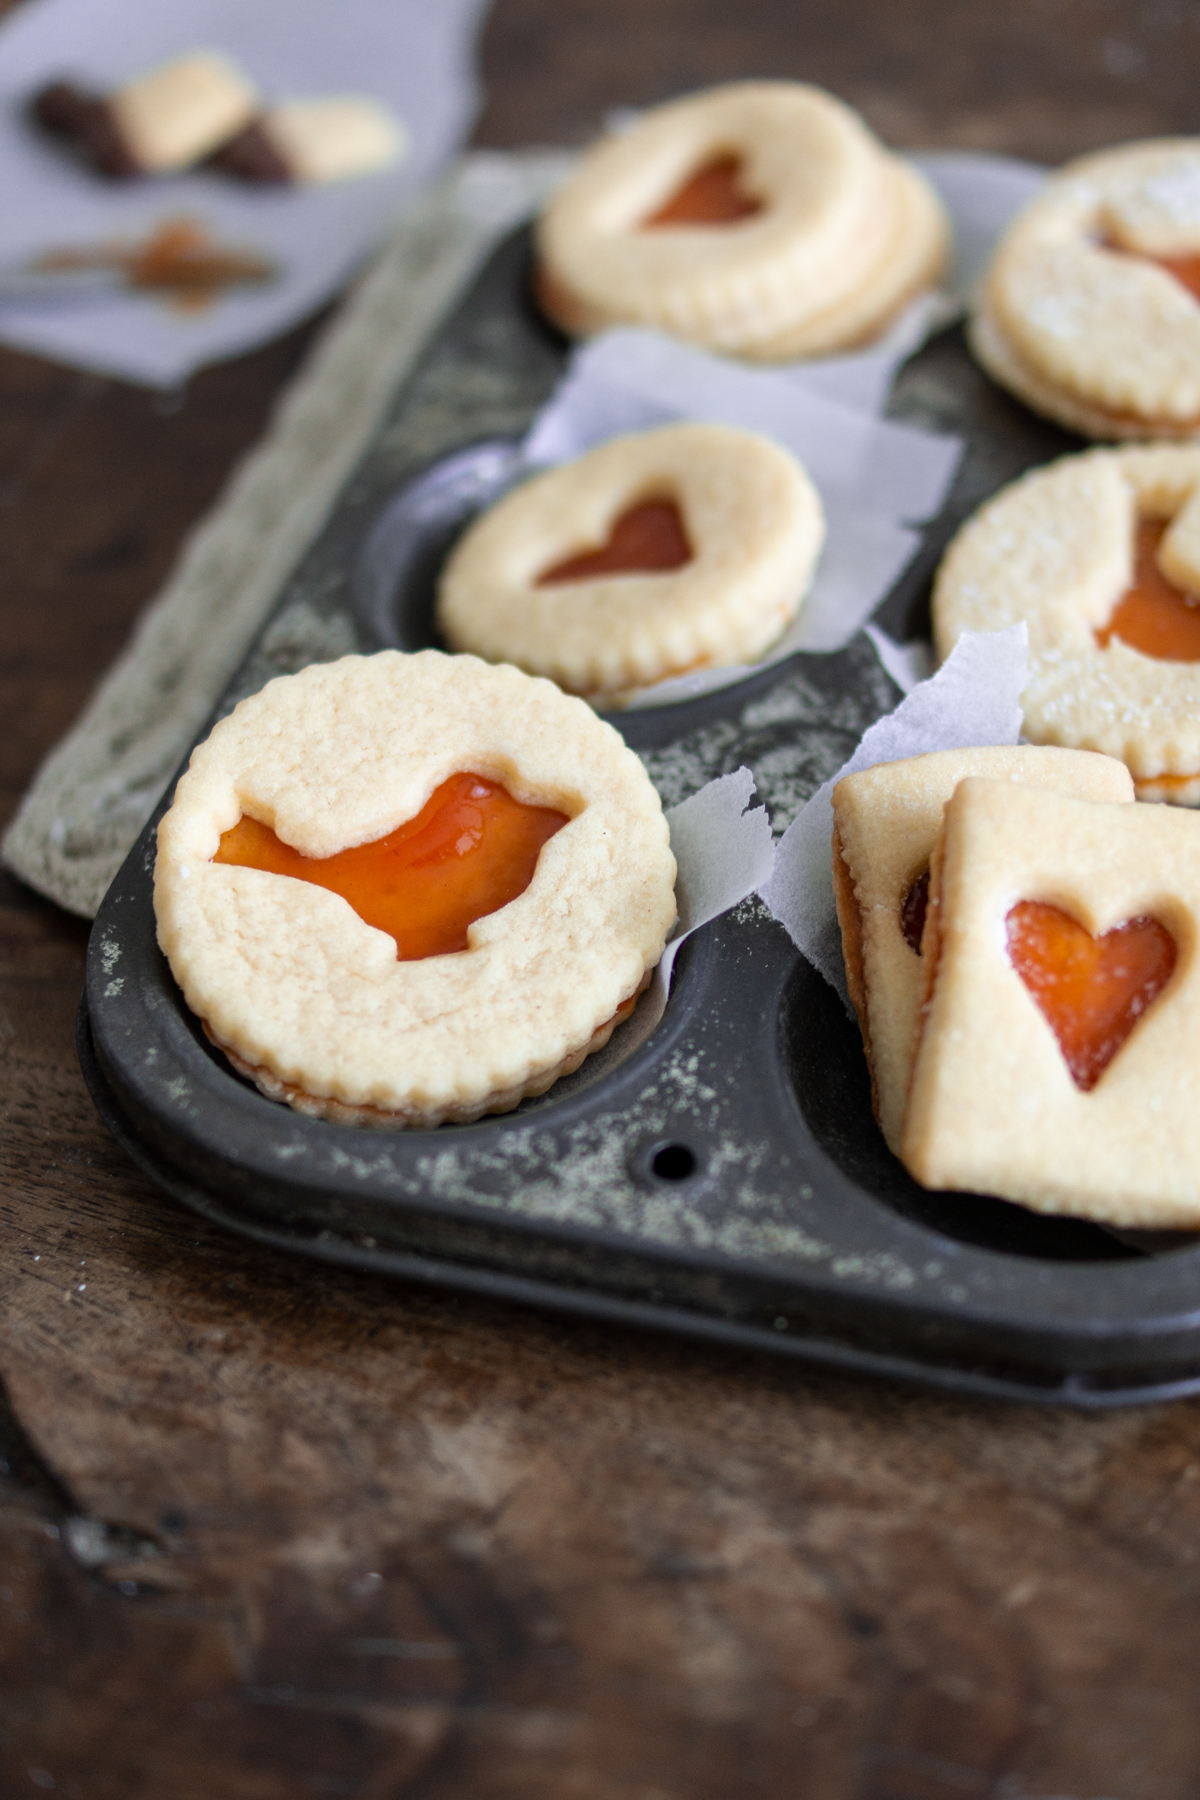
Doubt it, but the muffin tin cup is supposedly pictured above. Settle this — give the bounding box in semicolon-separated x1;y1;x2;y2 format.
80;223;1200;1407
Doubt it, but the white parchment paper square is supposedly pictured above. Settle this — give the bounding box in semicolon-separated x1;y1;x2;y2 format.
760;624;1029;1005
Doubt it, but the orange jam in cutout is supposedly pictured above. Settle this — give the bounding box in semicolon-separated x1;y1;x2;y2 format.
900;869;930;954
1144;249;1200;303
644;154;762;227
1095;518;1200;661
536;498;692;585
213;772;569;960
1005;900;1176;1091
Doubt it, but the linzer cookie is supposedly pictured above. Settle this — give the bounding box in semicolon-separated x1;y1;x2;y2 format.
33;52;259;177
972;140;1200;438
153;651;677;1129
211;98;408;185
933;444;1200;801
436;423;825;699
534;81;949;361
902;779;1200;1229
831;746;1134;1154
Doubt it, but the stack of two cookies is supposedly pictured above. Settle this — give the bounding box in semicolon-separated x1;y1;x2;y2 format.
535;82;948;362
833;746;1200;1231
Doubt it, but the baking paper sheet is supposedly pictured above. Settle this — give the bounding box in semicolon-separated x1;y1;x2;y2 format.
547;765;775;1087
523;326;964;703
759;624;1029;1006
0;0;487;386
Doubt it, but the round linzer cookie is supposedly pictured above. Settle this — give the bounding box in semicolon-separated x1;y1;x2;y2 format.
972;140;1200;439
154;651;677;1128
534;82;949;361
436;423;825;700
933;444;1200;799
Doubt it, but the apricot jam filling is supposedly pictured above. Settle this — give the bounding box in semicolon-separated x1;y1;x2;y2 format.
1095;518;1200;661
1145;249;1200;303
644;154;762;227
1102;239;1200;303
213;772;569;960
900;869;930;954
536;499;692;584
1005;899;1176;1091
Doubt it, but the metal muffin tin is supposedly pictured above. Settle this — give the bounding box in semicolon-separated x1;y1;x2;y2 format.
80;226;1200;1407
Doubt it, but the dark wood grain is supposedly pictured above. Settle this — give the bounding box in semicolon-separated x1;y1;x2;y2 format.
5;3;1200;1795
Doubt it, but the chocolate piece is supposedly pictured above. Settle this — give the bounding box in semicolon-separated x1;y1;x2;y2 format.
29;52;259;179
31;81;141;178
208;120;293;184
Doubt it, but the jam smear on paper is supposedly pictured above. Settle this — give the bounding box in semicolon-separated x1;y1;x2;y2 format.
35;216;275;312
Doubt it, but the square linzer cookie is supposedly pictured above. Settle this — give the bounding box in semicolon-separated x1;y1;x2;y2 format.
831;746;1134;1153
902;779;1200;1228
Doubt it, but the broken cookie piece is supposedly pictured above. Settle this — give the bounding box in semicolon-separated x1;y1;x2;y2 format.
32;50;259;177
211;97;408;185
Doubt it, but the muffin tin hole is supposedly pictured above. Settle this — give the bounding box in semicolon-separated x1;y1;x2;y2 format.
650;1141;698;1181
779;955;1138;1263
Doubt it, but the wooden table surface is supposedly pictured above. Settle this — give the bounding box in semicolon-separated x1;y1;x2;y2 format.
4;3;1200;1795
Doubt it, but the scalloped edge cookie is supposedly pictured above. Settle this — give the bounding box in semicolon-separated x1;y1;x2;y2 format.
973;139;1200;437
436;424;825;698
154;650;677;1128
535;81;948;361
932;443;1200;793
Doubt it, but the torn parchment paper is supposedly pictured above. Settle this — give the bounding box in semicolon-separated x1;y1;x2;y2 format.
539;765;775;1091
915;151;1047;305
758;625;1029;1006
522;326;963;705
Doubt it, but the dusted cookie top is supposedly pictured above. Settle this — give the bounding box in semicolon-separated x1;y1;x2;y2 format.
972;139;1200;438
154;651;677;1127
535;81;948;362
933;444;1200;793
436;423;825;699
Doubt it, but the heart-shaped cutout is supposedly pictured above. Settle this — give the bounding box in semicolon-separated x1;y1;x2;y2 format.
536;498;692;585
1096;517;1200;662
644;154;762;228
1005;900;1176;1090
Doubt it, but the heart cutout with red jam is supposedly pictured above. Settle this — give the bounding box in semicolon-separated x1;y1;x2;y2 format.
536;498;692;585
644;154;762;228
1005;899;1176;1091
